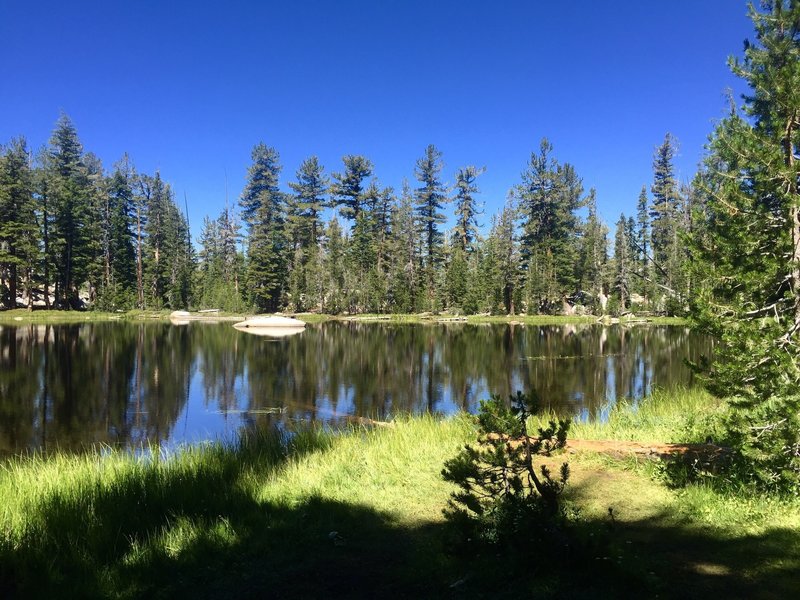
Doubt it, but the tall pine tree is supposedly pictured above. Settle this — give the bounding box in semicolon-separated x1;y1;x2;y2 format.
47;114;94;308
691;0;800;489
414;144;447;303
518;139;584;313
241;143;286;311
0;138;37;308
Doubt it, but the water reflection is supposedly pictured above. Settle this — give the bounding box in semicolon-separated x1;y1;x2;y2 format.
0;322;710;455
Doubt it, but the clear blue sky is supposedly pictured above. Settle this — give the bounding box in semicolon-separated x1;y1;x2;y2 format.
1;1;754;239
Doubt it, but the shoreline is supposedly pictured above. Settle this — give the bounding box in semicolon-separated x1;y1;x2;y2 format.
0;308;688;327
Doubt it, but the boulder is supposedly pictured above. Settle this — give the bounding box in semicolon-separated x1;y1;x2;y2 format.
234;315;306;329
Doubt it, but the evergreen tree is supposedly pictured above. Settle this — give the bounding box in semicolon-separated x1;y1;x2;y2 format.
635;185;651;301
445;243;469;311
83;151;106;303
613;214;631;311
488;201;519;314
133;171;150;308
373;184;394;270
322;218;346;313
197;215;222;306
164;199;193;309
47;114;95;308
33;148;55;309
288;155;329;247
386;181;420;312
0;138;38;309
217;205;242;294
518;139;584;313
452;165;484;252
330;155;372;221
285;158;327;310
97;155;137;309
240;143;286;311
650;133;685;302
691;0;800;489
577;188;608;312
139;172;191;308
414;145;447;266
347;211;378;311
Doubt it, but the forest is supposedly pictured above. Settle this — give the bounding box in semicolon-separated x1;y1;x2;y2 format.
0;118;694;316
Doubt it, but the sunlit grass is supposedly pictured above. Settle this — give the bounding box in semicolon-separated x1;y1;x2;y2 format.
562;387;726;443
258;415;474;522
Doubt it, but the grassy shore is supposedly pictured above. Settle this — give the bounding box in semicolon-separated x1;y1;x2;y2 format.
0;389;797;598
0;308;688;327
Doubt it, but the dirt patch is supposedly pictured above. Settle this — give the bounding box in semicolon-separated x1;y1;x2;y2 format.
486;433;732;464
564;439;731;462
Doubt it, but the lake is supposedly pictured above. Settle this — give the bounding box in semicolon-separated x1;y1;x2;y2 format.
0;321;710;456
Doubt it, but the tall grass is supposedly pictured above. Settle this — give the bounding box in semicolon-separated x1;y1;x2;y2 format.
543;387;726;443
0;417;473;597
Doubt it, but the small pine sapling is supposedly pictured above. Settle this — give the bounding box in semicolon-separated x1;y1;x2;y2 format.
442;391;570;551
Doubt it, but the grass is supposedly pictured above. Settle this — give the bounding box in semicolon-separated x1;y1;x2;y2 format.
0;393;798;598
564;386;726;443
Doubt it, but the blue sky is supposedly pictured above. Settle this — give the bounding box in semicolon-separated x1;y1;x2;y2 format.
1;1;754;238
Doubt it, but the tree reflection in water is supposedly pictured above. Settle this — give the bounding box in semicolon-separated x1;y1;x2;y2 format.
0;322;709;455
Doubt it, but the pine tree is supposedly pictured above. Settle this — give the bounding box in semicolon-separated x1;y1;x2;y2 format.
98;155;137;308
330;155;372;221
133;171;150;308
414;144;448;303
691;0;800;489
288;155;329;247
0;138;38;309
518;139;584;313
83;151;106;303
386;180;419;312
490;201;519;314
140;172;171;307
240;143;286;311
373;185;394;270
613;214;631;311
47;114;95;308
164;199;193;309
650;133;685;303
445;243;469;312
577;188;608;313
33;148;54;309
452;165;484;252
285;158;327;310
322;218;346;313
635;185;651;301
347;211;378;311
197;215;222;306
217;205;242;294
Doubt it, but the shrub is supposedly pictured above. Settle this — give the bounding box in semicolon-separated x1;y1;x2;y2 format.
441;391;571;553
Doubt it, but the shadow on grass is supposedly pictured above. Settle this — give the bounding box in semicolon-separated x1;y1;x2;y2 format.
1;445;798;599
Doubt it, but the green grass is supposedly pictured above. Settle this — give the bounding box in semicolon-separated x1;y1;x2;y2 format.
0;308;134;324
563;386;726;443
0;396;798;598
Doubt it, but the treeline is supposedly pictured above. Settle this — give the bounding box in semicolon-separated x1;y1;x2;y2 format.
0;115;700;315
0;115;192;310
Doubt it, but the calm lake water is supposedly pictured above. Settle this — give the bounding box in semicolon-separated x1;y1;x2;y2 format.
0;321;710;455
